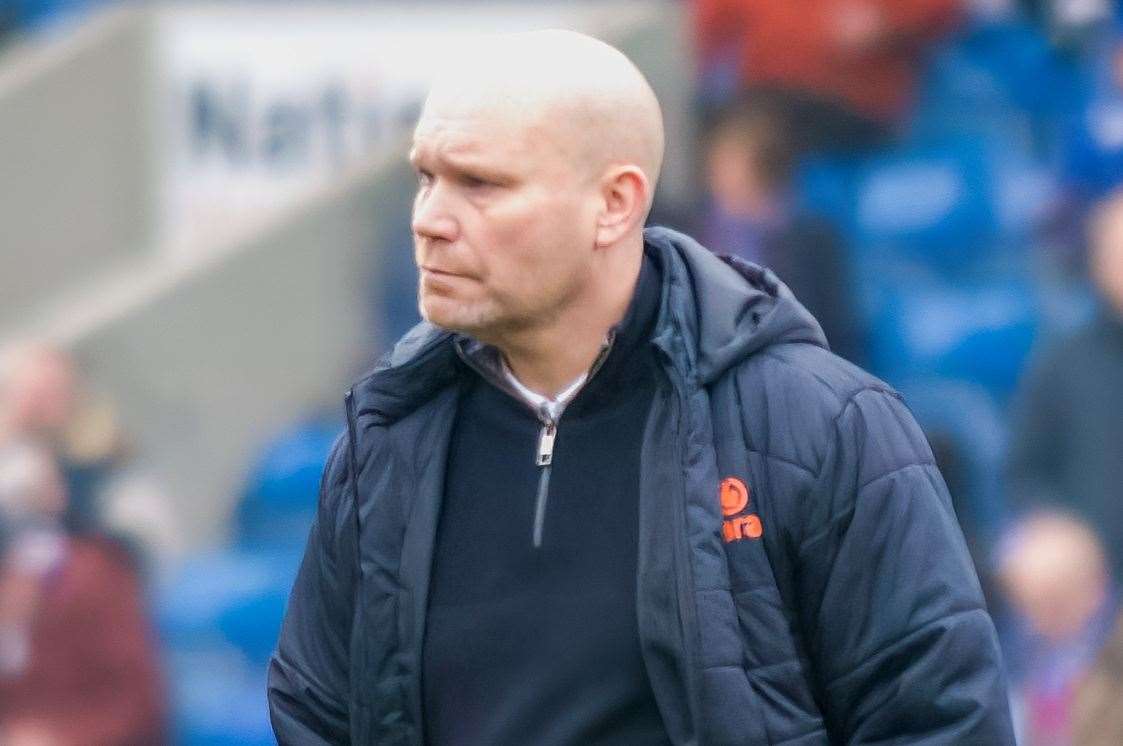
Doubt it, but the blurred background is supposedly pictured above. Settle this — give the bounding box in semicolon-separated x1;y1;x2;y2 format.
0;0;1121;743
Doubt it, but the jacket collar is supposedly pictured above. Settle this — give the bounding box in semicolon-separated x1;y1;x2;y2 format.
349;227;827;425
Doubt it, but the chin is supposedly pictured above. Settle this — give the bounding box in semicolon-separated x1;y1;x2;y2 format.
419;295;497;337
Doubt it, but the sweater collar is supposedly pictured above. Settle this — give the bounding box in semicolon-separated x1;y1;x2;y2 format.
454;251;660;419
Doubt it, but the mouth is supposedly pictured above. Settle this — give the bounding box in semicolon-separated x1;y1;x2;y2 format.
419;266;477;295
421;266;472;280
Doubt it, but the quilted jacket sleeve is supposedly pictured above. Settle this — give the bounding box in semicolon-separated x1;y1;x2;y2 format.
794;388;1014;744
268;434;355;744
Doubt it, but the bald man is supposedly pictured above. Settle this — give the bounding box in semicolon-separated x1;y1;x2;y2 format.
269;31;1013;745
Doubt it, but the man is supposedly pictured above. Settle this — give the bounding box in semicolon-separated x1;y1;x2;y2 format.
0;443;166;745
269;30;1013;744
995;510;1118;745
0;345;126;537
699;98;863;364
1007;188;1123;580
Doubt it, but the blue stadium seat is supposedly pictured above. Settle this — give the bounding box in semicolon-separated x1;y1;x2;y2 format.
800;142;995;271
18;0;108;33
165;647;276;746
157;547;303;743
235;420;340;550
853;146;993;258
156;547;302;666
990;155;1059;242
868;276;1040;401
920;20;1084;120
800;138;1057;279
1061;89;1123;198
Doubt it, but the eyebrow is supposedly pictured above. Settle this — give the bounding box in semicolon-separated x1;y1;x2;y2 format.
408;146;516;184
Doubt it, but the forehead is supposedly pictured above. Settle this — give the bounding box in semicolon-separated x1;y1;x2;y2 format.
412;86;571;168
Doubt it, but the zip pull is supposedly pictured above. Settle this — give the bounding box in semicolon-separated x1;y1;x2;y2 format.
536;420;556;466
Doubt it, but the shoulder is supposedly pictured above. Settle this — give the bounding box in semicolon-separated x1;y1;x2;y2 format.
744;341;883;398
317;431;356;536
725;342;949;547
724;341;903;475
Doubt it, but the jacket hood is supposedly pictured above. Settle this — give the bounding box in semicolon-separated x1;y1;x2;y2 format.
644;226;827;384
351;226;827;424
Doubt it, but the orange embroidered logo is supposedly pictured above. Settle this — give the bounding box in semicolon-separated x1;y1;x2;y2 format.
720;477;749;516
720;477;763;543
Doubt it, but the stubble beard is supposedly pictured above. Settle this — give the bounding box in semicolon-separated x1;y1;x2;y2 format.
418;288;507;338
417;262;587;347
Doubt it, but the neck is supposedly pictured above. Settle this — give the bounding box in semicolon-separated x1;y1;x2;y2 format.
497;249;642;399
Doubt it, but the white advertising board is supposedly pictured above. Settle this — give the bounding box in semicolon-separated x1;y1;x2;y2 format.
154;3;669;247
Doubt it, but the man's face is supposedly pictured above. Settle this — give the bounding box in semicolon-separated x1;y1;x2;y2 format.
409;94;600;340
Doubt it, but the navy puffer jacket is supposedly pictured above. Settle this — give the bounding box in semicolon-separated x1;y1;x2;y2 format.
268;227;1014;744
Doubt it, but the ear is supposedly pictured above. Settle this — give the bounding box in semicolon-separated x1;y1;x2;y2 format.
594;165;650;248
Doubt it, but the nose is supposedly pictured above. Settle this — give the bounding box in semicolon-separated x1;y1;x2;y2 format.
411;179;459;244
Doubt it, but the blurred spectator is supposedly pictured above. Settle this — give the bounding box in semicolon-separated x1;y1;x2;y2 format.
1;345;105;533
0;441;165;745
0;346;77;444
1030;19;1123;278
698;99;865;362
997;510;1118;746
0;345;170;563
1072;610;1123;745
1007;188;1123;578
693;0;964;152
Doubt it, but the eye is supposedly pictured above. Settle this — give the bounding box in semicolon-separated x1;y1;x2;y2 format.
415;169;434;188
460;174;493;189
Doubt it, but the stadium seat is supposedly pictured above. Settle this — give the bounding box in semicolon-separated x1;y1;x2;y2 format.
800;138;1057;278
165;647;276;746
234;419;340;550
921;19;1084;121
156;547;302;665
156;546;303;742
868;276;1040;401
800;142;995;271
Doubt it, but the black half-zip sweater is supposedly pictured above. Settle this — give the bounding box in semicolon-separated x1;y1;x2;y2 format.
423;253;671;745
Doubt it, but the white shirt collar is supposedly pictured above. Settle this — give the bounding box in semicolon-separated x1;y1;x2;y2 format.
501;360;588;422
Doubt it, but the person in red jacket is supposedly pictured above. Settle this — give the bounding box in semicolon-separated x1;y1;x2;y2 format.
694;0;963;150
0;443;165;746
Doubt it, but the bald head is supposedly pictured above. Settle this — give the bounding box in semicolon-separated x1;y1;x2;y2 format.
998;510;1109;641
421;29;664;207
409;30;664;359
